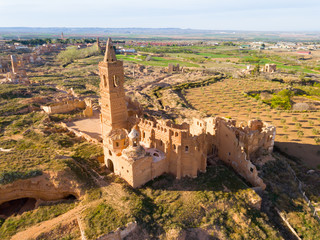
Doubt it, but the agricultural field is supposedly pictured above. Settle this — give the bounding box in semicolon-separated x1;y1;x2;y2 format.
184;78;320;168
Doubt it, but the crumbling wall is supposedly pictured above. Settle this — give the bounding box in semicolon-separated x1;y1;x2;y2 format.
244;120;276;159
112;154;136;186
214;117;267;190
264;64;277;73
83;98;93;117
96;222;138;240
5;55;29;84
131;153;168;188
0;59;10;73
138;118;206;179
168;63;181;73
41;99;86;114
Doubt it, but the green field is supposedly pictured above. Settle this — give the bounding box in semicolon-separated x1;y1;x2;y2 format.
116;55;200;67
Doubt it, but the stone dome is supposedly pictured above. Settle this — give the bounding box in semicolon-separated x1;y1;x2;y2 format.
122;145;146;160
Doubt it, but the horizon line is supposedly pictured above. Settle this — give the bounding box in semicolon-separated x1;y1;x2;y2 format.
0;27;320;33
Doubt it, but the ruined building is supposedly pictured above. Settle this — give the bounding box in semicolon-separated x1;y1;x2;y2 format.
263;64;277;73
6;55;29;84
0;58;10;73
100;38;276;189
168;63;181;73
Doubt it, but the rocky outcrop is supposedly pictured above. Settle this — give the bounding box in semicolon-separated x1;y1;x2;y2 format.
0;171;83;205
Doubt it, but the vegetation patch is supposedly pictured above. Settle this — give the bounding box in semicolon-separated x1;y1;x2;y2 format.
262;156;320;239
0;202;76;240
83;203;132;239
0;170;42;185
57;45;100;66
121;166;281;239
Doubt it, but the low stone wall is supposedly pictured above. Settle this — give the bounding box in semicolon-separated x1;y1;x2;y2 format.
41;99;85;114
96;222;138;240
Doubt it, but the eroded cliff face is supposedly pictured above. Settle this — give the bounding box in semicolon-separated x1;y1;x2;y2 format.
0;171;83;206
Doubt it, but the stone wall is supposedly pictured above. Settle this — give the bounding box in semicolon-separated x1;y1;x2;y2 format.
213;118;272;189
264;64;277;73
41;99;85;114
96;222;138;240
138;118;206;179
168;63;180;73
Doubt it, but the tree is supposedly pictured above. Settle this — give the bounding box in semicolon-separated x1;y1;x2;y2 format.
251;64;260;76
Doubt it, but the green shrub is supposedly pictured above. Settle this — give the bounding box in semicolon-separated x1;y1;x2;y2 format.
312;128;319;135
269;90;292;110
297;130;304;138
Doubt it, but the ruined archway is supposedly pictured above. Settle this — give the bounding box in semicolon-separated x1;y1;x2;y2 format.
107;159;114;172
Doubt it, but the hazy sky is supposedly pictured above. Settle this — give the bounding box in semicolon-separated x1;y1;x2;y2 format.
1;0;320;31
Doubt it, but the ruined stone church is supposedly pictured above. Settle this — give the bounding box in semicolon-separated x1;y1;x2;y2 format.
99;38;276;189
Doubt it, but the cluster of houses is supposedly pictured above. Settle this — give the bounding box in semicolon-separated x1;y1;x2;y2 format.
240;41;318;52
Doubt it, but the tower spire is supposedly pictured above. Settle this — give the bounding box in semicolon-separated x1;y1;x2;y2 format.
104;38;117;62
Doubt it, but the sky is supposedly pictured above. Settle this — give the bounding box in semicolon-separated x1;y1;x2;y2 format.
0;0;320;31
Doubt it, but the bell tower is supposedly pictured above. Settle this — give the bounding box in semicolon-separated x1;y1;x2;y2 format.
99;38;128;136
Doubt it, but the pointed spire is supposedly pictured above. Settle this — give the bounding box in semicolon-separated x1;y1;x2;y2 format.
104;38;117;62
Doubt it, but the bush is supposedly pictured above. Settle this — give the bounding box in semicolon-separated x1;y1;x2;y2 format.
312;128;319;135
297;130;304;138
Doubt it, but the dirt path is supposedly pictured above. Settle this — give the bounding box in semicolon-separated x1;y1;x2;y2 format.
11;204;86;240
11;182;125;240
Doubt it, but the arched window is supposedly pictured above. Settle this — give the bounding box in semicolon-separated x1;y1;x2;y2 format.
107;159;114;172
185;146;189;152
113;75;119;87
103;75;107;87
133;140;138;147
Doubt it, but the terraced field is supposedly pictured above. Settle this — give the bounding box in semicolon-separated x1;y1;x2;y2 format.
185;78;320;168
